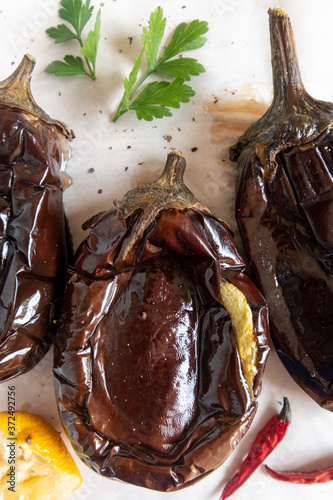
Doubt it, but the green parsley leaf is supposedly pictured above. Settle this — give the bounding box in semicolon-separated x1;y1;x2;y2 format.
44;55;88;77
59;0;93;36
159;20;208;62
129;79;195;121
123;48;145;110
112;7;208;122
156;57;206;81
45;24;77;44
142;7;166;72
45;0;100;80
133;105;172;122
81;8;101;71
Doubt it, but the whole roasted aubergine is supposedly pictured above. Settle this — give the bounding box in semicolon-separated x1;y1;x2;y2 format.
0;55;72;382
230;8;333;411
54;152;270;491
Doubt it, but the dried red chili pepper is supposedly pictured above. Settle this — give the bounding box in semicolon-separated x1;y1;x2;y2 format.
265;463;333;484
0;55;72;382
230;8;333;410
220;397;291;499
54;152;270;491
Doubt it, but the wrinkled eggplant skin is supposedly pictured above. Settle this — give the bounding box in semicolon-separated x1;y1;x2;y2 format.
235;148;333;411
54;202;269;491
231;9;333;411
282;132;333;257
0;108;68;381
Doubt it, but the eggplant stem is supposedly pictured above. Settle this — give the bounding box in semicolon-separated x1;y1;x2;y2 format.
0;54;36;109
0;54;72;138
268;8;304;105
230;8;333;182
114;152;213;262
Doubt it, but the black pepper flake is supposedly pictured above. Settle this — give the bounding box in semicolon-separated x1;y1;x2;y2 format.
25;435;32;444
98;189;103;194
88;168;95;173
128;37;134;45
127;145;131;149
191;147;198;152
125;166;128;172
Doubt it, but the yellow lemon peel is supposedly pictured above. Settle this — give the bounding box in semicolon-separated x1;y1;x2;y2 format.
219;280;258;397
0;411;82;500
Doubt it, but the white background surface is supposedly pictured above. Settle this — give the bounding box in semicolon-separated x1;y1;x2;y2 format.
1;0;333;499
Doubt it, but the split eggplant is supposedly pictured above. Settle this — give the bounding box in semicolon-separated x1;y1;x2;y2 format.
0;55;72;382
54;152;270;491
231;8;333;410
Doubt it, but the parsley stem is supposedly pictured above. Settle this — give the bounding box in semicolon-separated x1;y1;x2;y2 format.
112;8;208;122
77;33;96;80
112;69;153;122
128;70;150;100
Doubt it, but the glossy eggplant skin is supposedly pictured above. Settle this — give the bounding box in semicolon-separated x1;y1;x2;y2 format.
0;55;71;382
231;9;333;411
282;136;333;257
54;153;269;491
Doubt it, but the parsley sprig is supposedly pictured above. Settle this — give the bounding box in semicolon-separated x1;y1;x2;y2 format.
45;0;101;80
112;7;208;122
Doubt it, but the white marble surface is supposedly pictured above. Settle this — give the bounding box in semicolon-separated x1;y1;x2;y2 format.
1;0;333;499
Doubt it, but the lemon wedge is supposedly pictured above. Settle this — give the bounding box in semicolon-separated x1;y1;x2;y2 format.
0;411;82;500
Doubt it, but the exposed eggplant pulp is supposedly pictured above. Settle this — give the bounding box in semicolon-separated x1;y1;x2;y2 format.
231;8;333;410
54;152;270;491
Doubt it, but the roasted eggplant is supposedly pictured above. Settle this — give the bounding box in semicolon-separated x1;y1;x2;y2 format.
54;152;270;491
0;55;72;382
230;8;333;410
